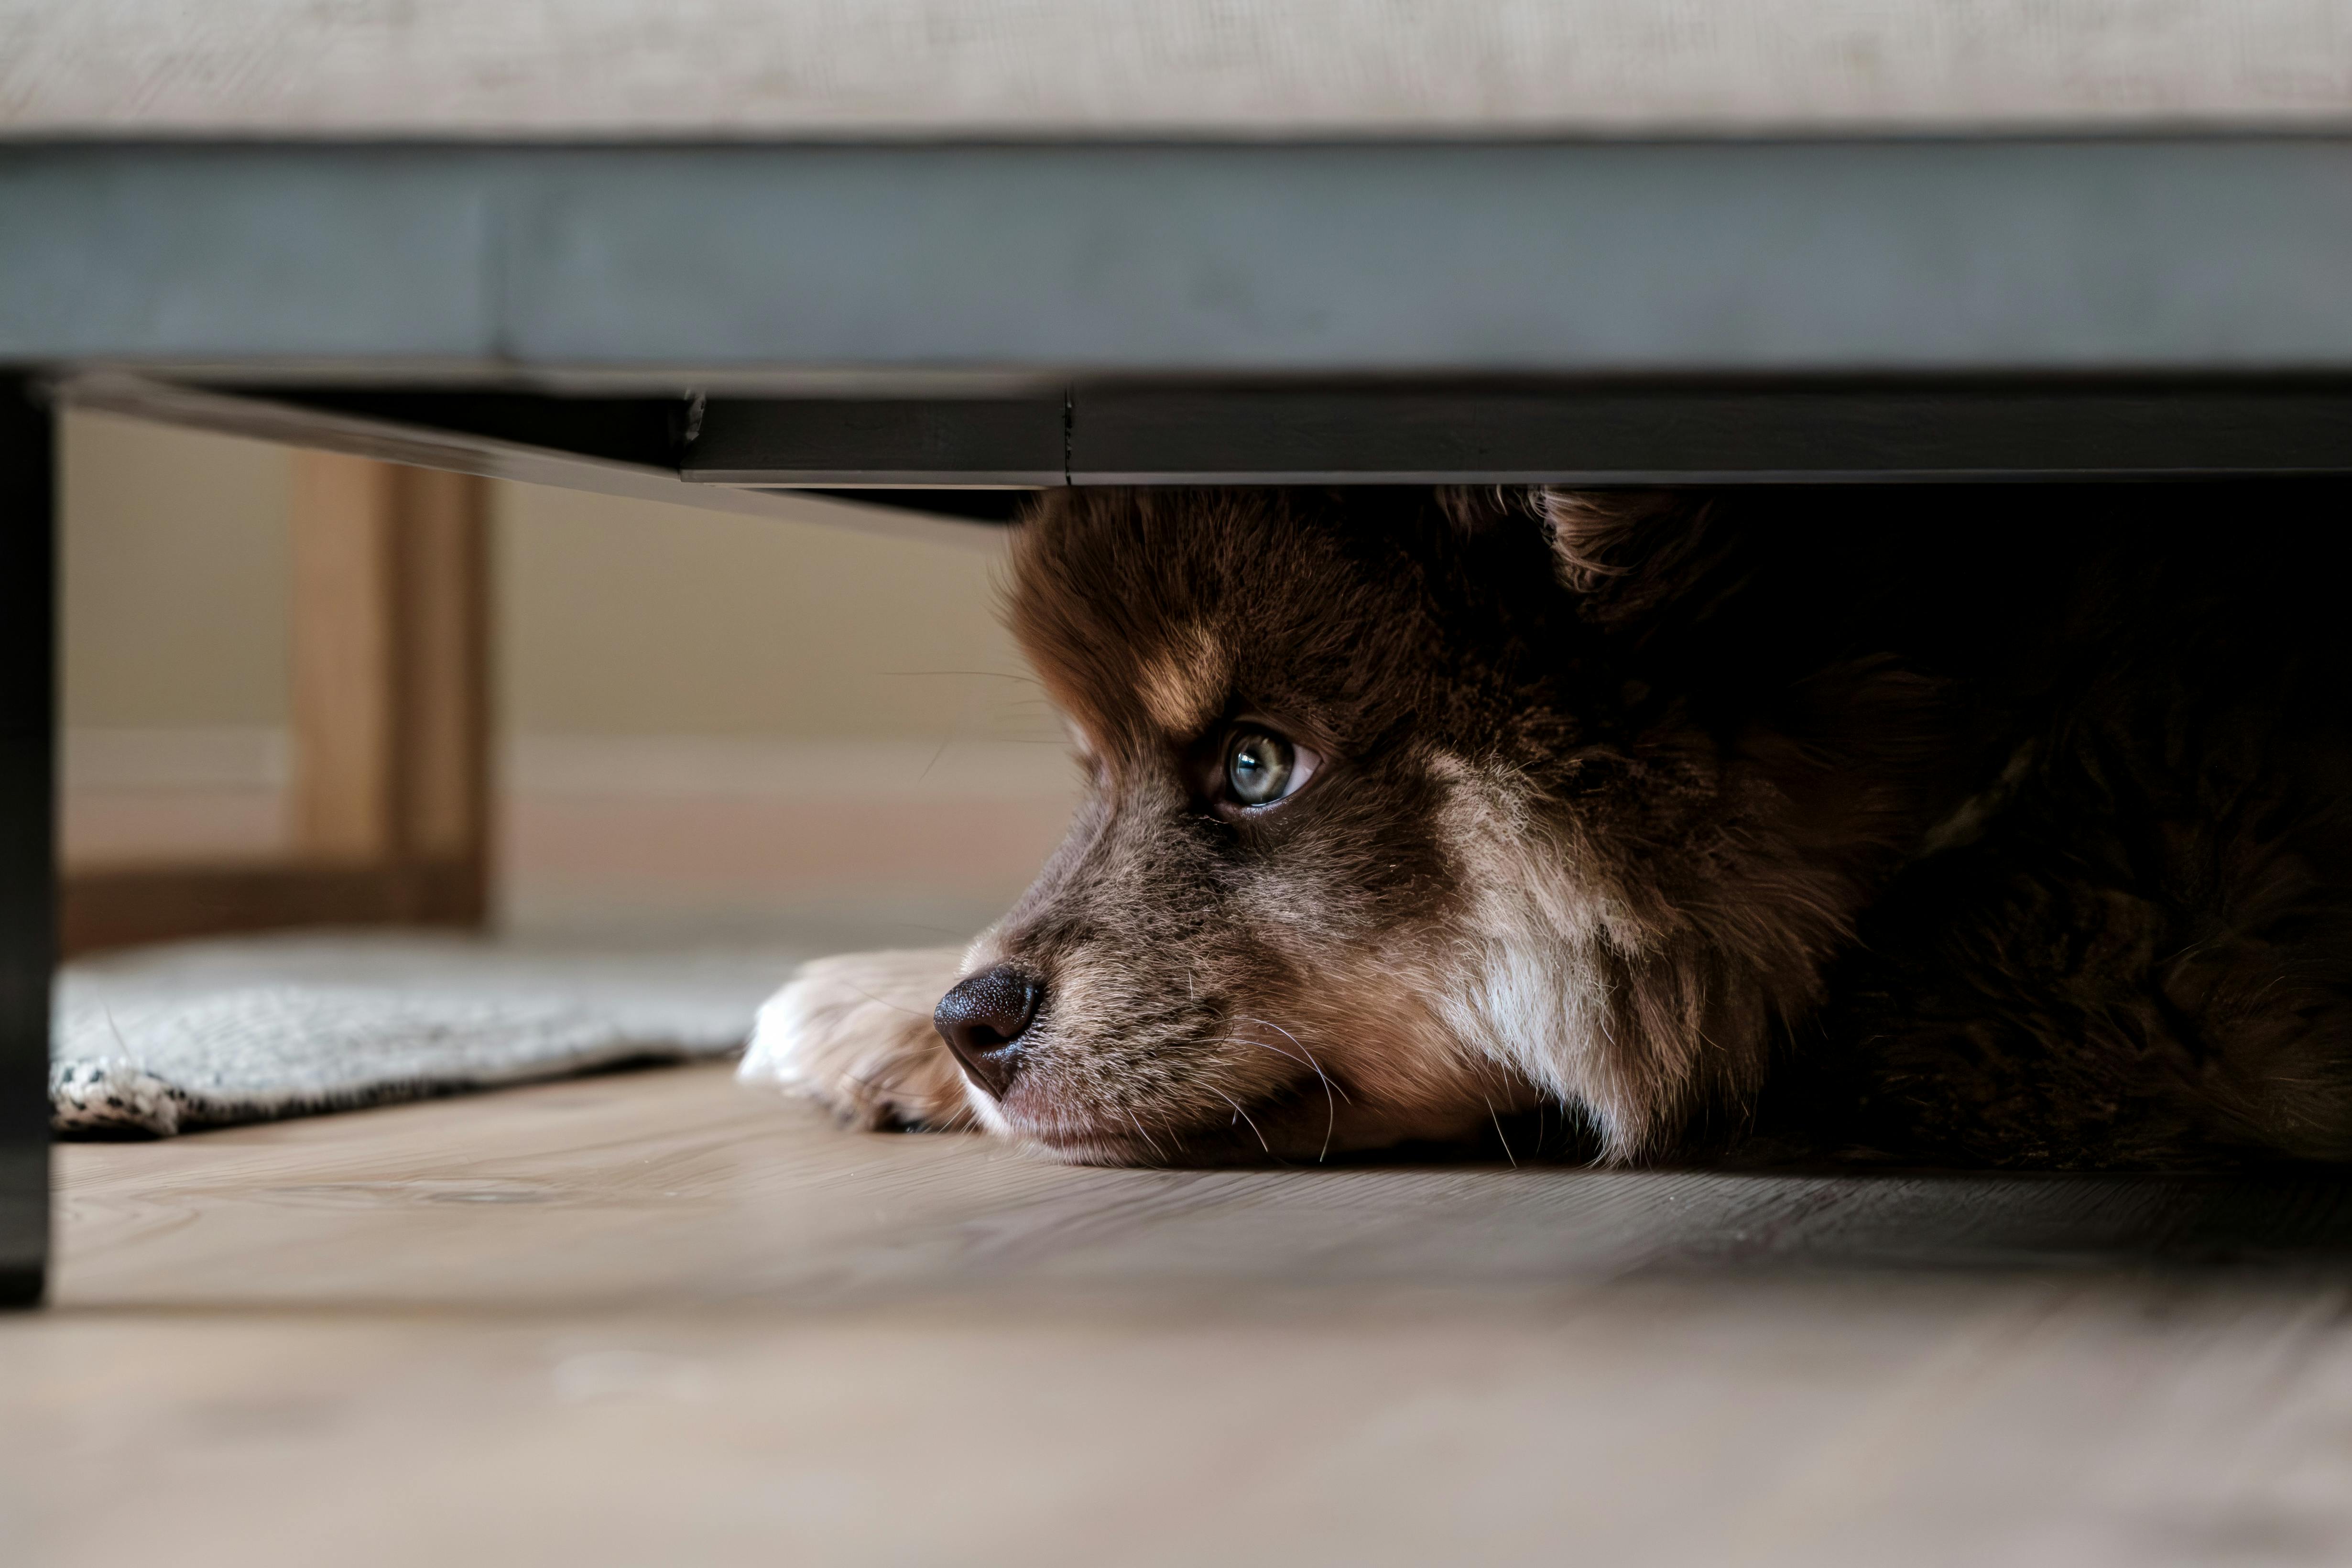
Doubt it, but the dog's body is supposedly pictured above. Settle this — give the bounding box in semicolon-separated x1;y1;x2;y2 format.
744;485;2352;1169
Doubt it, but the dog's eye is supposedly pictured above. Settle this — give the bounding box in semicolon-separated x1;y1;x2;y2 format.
1221;729;1318;810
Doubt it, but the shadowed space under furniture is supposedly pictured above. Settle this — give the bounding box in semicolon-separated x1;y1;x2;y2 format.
9;1063;2352;1567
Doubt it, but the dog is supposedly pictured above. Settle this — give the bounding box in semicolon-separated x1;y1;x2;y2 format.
741;484;2352;1169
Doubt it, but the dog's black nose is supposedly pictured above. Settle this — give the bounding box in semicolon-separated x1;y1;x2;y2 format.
934;965;1041;1098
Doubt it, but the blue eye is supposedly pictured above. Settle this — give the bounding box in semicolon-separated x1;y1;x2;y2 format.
1222;729;1317;808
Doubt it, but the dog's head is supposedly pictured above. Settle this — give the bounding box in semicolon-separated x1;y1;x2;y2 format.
936;487;1964;1164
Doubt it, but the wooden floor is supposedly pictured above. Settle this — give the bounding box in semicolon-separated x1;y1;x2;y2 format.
10;1065;2352;1567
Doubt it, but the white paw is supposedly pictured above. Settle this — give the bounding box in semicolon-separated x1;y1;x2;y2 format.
738;948;977;1131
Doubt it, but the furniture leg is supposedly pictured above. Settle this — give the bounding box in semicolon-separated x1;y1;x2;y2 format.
0;374;53;1307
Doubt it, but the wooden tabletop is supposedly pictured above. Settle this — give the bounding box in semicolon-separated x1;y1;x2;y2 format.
9;1060;2352;1566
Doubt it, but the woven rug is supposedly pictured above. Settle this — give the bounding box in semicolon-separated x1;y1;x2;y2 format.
50;932;790;1137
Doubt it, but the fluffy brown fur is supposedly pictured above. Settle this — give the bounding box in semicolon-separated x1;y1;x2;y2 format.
741;484;2352;1170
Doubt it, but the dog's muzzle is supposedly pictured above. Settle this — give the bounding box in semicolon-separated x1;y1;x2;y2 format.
933;965;1041;1099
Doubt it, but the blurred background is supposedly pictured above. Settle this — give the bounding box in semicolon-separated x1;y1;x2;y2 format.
57;409;1079;947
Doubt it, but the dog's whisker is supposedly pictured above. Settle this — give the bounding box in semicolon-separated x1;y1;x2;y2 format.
1207;1086;1273;1156
879;668;1048;688
1204;1034;1327;1098
1241;1017;1354;1106
1121;1108;1166;1162
841;986;934;1019
1239;1018;1343;1158
1218;1020;1338;1162
1482;1092;1517;1169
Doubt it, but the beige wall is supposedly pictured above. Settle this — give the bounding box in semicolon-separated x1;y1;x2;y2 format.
61;409;1048;746
62;410;292;730
497;480;1042;744
59;412;1079;919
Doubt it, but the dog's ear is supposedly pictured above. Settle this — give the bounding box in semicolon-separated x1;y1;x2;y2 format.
1432;485;1538;535
1542;490;1742;634
1533;490;1691;592
1439;487;1728;629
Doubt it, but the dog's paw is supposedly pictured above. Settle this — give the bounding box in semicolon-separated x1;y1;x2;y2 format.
738;948;975;1131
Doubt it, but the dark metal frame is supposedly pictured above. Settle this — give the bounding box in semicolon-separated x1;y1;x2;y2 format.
698;380;2352;487
0;375;52;1309
50;376;2352;528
